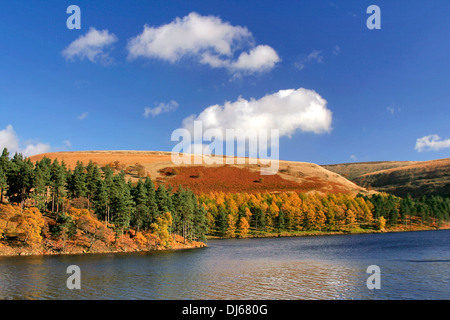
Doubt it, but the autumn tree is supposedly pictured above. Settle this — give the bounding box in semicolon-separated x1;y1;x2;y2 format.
239;217;250;238
151;212;173;248
226;214;236;238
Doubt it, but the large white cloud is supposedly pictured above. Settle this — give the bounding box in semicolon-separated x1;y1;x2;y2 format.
0;125;51;157
415;134;450;152
127;12;280;75
182;88;332;138
62;27;118;64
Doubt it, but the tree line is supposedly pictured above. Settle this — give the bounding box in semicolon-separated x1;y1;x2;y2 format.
0;148;208;242
198;190;450;237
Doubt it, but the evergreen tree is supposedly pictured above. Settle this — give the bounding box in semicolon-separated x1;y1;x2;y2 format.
6;153;34;206
109;172;135;233
0;148;10;203
31;157;52;210
68;161;87;199
50;159;67;214
93;179;109;222
85;161;102;210
132;180;150;232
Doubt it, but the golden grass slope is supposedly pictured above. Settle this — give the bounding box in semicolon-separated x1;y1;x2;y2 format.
324;158;450;197
29;151;368;195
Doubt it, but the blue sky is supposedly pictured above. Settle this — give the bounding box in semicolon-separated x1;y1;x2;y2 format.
0;0;449;164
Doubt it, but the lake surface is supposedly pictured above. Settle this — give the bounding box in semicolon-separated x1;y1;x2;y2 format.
0;230;449;300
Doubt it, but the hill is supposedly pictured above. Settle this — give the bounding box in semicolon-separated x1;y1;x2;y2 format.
28;151;368;195
323;158;450;198
322;161;419;181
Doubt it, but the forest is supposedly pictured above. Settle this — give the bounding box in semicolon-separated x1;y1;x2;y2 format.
198;189;450;237
0;147;449;255
0;148;208;254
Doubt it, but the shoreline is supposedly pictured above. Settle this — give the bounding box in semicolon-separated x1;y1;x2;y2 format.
207;224;450;240
0;240;207;258
1;225;448;258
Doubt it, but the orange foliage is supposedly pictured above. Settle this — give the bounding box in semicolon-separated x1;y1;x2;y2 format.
165;166;349;194
0;204;45;246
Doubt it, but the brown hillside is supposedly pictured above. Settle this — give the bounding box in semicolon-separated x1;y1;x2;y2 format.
322;161;419;180
28;151;368;195
332;158;450;198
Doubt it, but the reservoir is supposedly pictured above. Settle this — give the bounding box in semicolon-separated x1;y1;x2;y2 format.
0;229;449;300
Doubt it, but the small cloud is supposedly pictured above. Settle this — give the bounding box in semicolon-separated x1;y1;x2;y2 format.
415;134;450;152
350;154;357;161
386;106;401;115
73;80;91;89
328;2;339;9
295;49;323;70
143;100;179;118
333;45;341;55
0;125;51;157
78;112;89;120
62;27;118;64
64;140;72;148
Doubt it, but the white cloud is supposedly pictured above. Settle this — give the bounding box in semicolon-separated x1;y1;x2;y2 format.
350;154;357;161
231;45;280;73
62;27;118;64
21;143;51;157
0;125;19;153
182;87;332;140
333;45;341;55
415;134;450;152
0;125;51;157
387;106;401;115
78;112;89;120
144;100;179;118
127;12;280;75
295;49;323;70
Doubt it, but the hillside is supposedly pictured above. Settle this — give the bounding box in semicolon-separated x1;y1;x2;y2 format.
322;161;419;181
28;151;368;195
323;158;450;198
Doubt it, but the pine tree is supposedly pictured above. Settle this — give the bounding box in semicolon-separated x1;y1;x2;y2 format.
31;157;51;210
155;184;170;215
132;180;149;232
6;153;34;207
68;161;87;200
109;172;135;233
85;161;102;210
93;179;109;223
0;148;10;203
50;159;67;214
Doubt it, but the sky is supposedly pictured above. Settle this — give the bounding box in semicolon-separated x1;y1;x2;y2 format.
0;0;449;165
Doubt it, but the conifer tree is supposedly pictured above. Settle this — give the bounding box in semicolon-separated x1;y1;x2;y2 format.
50;159;67;214
0;148;10;203
85;161;102;210
6;153;34;207
68;161;87;199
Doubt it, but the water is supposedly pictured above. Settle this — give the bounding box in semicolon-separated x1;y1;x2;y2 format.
0;230;449;300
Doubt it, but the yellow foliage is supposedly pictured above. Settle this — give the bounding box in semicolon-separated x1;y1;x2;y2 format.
0;204;45;246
